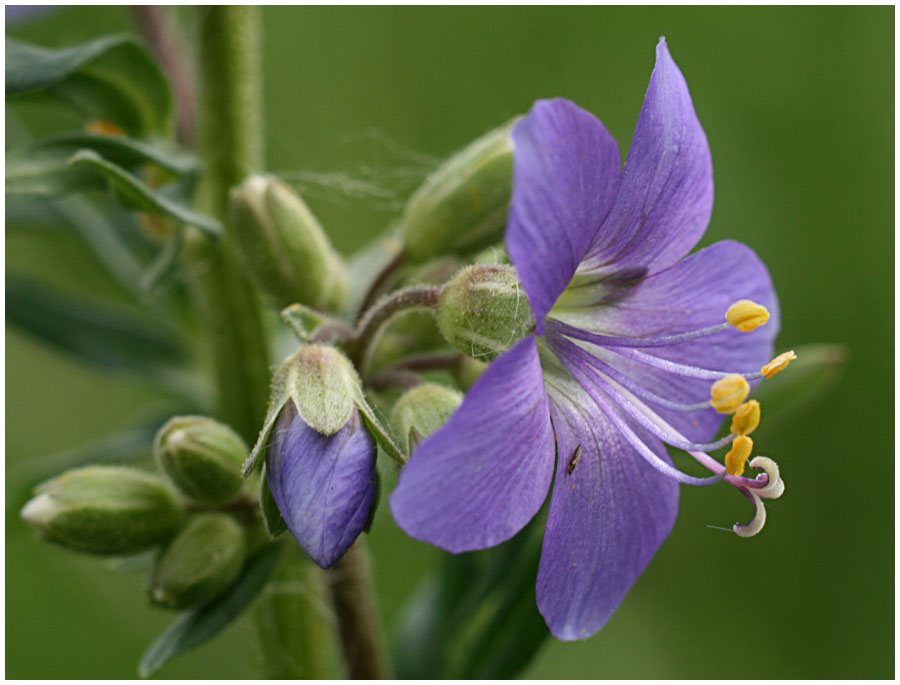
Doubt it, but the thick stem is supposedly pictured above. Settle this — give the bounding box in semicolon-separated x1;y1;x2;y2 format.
192;6;270;441
329;540;391;679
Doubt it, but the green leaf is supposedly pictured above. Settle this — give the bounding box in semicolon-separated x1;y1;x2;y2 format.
752;343;848;439
6;273;185;374
7;35;172;138
68;150;221;238
139;543;282;678
30;134;198;177
6;148;105;196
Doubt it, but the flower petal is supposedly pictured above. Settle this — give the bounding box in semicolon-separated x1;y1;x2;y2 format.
390;336;555;552
507;99;621;331
583;38;712;275
537;390;679;640
267;404;376;568
551;240;778;442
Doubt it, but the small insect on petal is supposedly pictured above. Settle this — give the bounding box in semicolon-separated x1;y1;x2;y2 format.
566;446;582;475
761;350;798;379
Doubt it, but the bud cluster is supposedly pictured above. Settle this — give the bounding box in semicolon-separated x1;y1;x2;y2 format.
21;415;259;613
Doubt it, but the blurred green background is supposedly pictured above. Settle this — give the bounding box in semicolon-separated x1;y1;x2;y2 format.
6;6;893;679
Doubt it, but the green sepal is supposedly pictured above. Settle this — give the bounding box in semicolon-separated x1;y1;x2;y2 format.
243;345;358;475
21;465;186;556
280;303;350;344
154;416;249;506
68;150;221;238
150;513;248;610
353;384;406;464
259;466;287;538
138;543;282;677
390;383;462;454
402;118;517;262
7;35;172;138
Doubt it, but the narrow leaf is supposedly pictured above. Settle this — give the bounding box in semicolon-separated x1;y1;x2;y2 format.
69;150;221;237
6;149;104;196
6;273;184;374
139;544;282;678
30;134;198;177
7;35;172;138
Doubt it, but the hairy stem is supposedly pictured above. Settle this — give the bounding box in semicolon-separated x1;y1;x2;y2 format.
349;285;442;368
191;6;270;441
329;540;392;679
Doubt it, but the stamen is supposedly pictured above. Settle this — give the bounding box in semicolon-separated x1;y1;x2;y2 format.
724;436;753;476
761;350;797;378
710;375;750;414
575;359;736;452
547;318;730;349
609;347;765;381
726;300;770;332
552;342;725;487
731;400;761;436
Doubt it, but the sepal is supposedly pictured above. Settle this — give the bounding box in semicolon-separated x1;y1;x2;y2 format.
154;416;248;506
21;465;185;555
150;513;247;609
403;119;517;261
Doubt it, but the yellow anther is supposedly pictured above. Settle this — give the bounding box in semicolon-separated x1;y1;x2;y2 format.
86;120;125;137
725;436;754;476
726;300;770;333
731;400;761;436
761;350;798;379
710;374;750;414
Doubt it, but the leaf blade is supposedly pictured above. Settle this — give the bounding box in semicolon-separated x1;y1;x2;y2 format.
138;543;282;678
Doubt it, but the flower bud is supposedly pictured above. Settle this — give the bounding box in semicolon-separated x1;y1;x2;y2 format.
230;174;348;310
150;513;246;609
390;383;462;453
155;416;248;506
21;466;185;555
402;120;516;262
436;265;535;360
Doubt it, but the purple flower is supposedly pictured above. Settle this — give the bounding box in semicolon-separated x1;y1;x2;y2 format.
267;403;376;568
391;39;788;640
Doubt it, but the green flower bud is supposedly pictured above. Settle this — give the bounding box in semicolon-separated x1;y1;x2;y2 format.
150;513;246;609
21;466;185;556
154;416;248;506
390;383;462;453
436;265;535;361
230;174;348;310
402;120;516;262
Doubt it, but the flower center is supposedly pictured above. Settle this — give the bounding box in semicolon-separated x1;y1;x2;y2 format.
545;298;794;537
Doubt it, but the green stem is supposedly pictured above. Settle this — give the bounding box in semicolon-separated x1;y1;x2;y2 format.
329;540;392;679
192;6;270;441
348;285;442;369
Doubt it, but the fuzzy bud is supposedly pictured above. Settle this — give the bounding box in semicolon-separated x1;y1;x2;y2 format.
154;416;248;505
390;383;462;453
230;174;348;310
150;513;246;609
21;466;185;556
437;264;535;360
403;120;516;262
